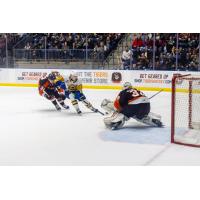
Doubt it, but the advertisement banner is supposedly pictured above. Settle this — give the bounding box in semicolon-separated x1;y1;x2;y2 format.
14;69;125;86
1;68;200;91
16;69;48;83
130;71;174;88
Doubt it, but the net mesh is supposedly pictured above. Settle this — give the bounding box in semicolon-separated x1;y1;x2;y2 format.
173;76;200;146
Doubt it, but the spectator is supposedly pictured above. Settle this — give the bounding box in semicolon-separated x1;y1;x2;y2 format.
137;52;149;69
121;46;133;70
132;36;143;48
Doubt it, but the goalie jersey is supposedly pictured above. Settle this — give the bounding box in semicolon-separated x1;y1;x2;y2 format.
114;88;149;111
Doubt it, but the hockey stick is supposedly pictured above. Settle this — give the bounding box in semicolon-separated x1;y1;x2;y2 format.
148;74;191;100
96;109;105;116
148;89;164;100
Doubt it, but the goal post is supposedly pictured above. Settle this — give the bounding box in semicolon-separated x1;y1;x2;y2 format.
171;74;200;147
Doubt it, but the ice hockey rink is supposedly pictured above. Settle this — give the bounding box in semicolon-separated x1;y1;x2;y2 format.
0;86;200;166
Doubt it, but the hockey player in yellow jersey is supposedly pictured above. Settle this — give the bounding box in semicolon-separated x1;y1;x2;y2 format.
65;72;98;114
51;71;102;115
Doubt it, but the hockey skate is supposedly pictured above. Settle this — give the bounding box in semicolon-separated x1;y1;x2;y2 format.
76;109;82;115
110;121;125;130
55;104;61;111
152;119;163;127
61;104;70;110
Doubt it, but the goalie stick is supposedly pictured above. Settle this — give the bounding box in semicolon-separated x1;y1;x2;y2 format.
148;89;164;100
147;74;191;100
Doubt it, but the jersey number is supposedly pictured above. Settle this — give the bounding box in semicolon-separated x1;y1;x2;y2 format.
128;89;144;97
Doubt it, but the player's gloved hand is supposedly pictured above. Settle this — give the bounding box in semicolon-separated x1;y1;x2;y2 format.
69;92;75;100
68;84;77;91
77;84;82;92
57;87;64;94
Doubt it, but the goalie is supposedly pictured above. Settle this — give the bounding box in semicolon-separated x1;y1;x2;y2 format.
101;82;163;130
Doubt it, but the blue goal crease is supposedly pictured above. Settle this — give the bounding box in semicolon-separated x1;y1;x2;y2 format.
99;127;170;145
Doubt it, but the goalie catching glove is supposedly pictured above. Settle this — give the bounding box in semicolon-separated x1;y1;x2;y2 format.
101;99;116;114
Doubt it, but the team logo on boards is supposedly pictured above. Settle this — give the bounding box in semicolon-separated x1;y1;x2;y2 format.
111;72;122;83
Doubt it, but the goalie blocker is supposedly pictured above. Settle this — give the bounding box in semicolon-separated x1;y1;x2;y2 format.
101;82;163;130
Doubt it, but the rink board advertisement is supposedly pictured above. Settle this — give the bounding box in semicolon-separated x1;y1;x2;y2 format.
0;68;200;91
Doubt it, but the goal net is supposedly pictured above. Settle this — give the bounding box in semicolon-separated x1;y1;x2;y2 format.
171;74;200;147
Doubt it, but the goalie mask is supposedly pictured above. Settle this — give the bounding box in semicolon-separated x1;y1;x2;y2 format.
123;82;132;90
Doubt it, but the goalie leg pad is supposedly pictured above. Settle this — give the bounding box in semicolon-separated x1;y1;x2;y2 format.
104;112;125;129
133;112;163;127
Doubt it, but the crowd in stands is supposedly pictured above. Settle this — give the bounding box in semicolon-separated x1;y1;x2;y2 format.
0;34;23;65
0;33;199;71
21;33;124;61
1;33;124;65
121;33;199;71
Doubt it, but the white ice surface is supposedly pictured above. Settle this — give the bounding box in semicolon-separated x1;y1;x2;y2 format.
0;87;200;165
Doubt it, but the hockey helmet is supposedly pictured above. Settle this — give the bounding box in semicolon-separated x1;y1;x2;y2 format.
52;71;60;76
69;71;78;81
48;73;56;81
123;82;132;90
